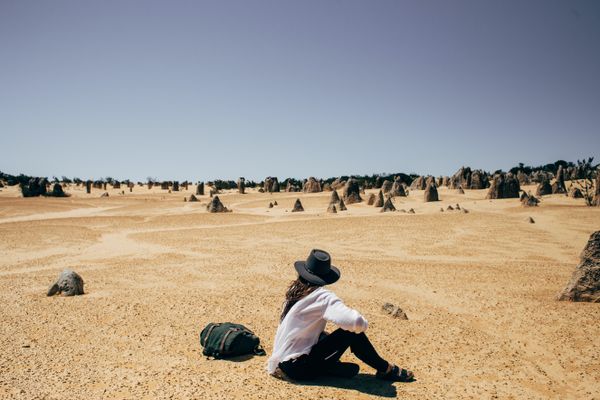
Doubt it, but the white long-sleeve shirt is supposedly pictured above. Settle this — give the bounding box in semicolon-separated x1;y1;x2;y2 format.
267;287;368;374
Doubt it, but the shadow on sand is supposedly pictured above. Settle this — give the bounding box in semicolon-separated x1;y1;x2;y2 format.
295;373;407;398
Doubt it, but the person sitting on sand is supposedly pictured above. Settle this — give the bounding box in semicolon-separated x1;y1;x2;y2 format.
267;249;414;382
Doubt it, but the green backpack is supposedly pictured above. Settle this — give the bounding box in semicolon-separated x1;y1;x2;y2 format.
200;322;266;359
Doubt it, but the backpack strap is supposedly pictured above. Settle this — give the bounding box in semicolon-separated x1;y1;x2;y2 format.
253;345;267;356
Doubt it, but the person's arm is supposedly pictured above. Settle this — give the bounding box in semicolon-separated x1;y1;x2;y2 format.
322;291;368;333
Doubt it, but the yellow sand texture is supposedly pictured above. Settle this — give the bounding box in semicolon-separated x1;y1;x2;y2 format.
0;183;599;399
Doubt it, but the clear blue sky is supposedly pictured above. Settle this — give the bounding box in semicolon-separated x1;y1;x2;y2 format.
1;0;599;181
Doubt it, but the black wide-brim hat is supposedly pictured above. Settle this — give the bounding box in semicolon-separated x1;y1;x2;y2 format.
294;249;340;286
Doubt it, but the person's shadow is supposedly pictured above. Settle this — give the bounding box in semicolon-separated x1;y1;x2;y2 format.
295;373;401;398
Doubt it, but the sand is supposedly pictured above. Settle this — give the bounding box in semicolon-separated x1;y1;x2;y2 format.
1;183;599;399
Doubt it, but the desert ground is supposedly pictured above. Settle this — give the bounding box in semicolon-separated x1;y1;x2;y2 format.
0;183;599;400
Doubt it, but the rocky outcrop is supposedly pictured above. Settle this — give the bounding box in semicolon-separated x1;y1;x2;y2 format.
486;173;520;199
569;187;583;199
374;190;384;207
449;167;471;189
292;198;304;212
469;170;489;190
47;269;84;296
381;180;392;194
367;193;376;205
536;179;552;196
302;177;322;193
207;196;229;213
552;165;566;194
390;177;406;197
237;177;245;194
409;176;427;190
557;230;600;302
381;197;396;212
264;177;280;193
593;175;600;206
424;181;439;202
329;190;340;204
196;182;205;196
342;179;362;204
520;192;540;207
48;183;68;197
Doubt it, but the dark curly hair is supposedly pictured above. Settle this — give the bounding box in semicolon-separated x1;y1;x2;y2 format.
280;277;320;321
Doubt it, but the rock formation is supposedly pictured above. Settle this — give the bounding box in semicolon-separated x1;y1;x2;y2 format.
47;269;84;296
536;179;552;196
457;186;465;194
381;180;392;194
593;175;600;206
486;173;520;199
520;192;540;207
338;198;347;211
552;165;566;194
517;171;530;185
302;177;322;193
557;230;600;302
172;181;179;191
327;203;337;213
196;182;205;196
381;197;396;212
424;181;439;202
528;217;535;223
449;167;471;189
264;177;280;193
569;187;583;199
342;179;362;204
367;193;376;205
292;198;304;212
374;190;384;207
268;202;273;208
86;180;92;194
329;190;340;205
409;176;427;190
469;170;489;189
390;177;406;197
237;177;245;194
207;196;228;213
49;183;68;197
188;194;198;202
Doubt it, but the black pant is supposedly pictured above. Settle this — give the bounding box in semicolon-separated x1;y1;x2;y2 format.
279;329;389;380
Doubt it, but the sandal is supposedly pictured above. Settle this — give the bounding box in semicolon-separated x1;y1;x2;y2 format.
376;365;414;382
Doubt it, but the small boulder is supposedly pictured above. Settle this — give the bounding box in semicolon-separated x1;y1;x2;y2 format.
47;269;84;296
292;198;304;212
528;216;535;224
557;230;600;302
207;196;229;213
269;202;274;208
188;194;198;202
382;303;408;320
